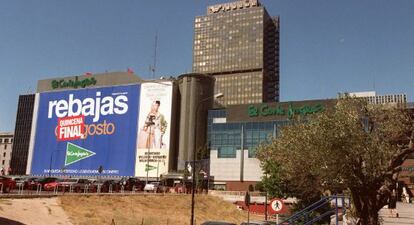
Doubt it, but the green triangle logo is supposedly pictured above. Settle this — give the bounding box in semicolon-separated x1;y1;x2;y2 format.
65;142;96;166
145;164;157;172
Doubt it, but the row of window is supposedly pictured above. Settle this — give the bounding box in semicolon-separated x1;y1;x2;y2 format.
207;114;291;158
196;7;263;23
0;138;13;144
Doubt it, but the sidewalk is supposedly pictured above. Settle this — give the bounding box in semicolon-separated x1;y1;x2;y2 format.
380;202;414;225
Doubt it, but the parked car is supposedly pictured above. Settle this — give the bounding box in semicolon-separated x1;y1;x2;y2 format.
99;179;120;193
173;183;186;193
118;177;145;191
0;176;16;193
56;178;79;192
44;178;64;191
12;176;27;188
38;177;59;189
143;182;157;192
72;179;93;193
201;221;237;225
25;177;41;190
144;182;168;193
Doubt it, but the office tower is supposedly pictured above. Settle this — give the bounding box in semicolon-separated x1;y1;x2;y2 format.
10;94;35;175
193;0;279;105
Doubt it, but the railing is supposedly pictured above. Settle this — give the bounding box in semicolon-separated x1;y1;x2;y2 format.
209;190;266;196
278;195;349;225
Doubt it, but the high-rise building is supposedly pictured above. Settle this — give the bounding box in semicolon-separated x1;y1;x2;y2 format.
9;94;35;175
0;132;13;175
192;0;279;106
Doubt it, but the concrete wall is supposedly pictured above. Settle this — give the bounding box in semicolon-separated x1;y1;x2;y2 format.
177;73;215;170
210;148;263;191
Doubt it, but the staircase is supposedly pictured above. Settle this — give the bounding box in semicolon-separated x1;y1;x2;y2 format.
278;195;349;225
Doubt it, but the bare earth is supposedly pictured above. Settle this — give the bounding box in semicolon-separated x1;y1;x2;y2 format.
0;195;253;225
0;198;73;225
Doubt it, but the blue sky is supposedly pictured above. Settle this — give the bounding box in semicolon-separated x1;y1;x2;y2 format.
1;0;413;131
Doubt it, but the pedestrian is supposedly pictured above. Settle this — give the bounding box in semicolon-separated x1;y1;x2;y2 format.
388;190;398;218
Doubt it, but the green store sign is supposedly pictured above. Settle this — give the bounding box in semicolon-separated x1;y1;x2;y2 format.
248;103;325;119
51;76;97;89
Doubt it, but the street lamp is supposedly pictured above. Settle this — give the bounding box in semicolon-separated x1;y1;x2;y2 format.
190;92;224;225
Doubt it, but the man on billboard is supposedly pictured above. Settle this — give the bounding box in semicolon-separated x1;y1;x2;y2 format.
138;100;168;149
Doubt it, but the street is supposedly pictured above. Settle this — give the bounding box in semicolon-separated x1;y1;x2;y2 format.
380;202;414;225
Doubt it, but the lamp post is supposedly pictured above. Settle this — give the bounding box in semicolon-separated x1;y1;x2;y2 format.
190;92;224;225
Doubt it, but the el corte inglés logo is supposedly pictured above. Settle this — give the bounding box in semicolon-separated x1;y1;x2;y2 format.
248;103;325;119
65;142;96;166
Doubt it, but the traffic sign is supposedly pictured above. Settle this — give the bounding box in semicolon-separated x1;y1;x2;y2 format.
270;198;284;213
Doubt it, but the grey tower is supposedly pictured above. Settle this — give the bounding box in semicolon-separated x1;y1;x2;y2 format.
192;0;280;106
176;74;215;170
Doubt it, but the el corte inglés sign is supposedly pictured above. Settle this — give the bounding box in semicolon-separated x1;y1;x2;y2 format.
248;103;325;119
51;76;97;89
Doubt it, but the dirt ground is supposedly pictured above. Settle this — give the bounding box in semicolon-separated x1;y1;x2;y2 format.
0;195;264;225
59;194;251;225
0;197;73;225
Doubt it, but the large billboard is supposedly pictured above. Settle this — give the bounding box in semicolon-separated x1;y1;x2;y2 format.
135;82;173;178
30;84;140;176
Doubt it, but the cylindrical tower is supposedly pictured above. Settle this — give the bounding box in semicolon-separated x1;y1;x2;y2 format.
177;73;215;170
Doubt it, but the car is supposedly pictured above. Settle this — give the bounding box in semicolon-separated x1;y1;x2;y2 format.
72;179;93;193
201;221;237;225
118;177;145;192
25;177;41;190
173;183;186;193
99;179;120;193
56;178;79;192
38;177;59;189
144;182;168;193
0;176;16;193
43;178;64;191
12;176;27;188
143;182;157;192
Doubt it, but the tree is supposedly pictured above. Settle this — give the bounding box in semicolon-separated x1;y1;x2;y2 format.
256;98;414;225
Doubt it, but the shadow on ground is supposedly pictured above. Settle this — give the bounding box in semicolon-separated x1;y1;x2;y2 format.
0;217;26;225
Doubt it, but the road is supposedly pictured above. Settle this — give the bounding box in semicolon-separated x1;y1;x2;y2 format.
380;202;414;225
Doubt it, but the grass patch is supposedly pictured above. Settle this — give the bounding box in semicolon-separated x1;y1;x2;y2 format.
60;195;250;225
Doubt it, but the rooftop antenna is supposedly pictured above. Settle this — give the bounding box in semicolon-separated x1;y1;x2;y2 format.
149;31;158;79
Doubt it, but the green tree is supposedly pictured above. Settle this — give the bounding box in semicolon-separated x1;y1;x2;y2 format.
256;98;414;225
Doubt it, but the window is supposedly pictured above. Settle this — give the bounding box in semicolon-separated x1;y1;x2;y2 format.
2;152;5;157
4;145;6;150
4;139;8;143
218;146;236;158
1;160;4;165
0;139;2;143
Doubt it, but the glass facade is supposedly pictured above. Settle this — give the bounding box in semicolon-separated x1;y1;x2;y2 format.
10;94;35;175
207;109;291;158
193;1;279;106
